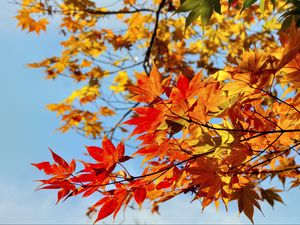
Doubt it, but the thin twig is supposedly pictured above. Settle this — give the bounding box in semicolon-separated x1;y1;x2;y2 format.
143;0;167;75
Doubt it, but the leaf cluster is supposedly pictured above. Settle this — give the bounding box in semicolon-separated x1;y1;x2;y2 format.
14;0;300;223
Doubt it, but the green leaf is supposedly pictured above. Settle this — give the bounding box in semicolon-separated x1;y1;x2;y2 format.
185;0;213;28
212;0;221;14
176;0;219;29
242;0;257;12
177;0;201;12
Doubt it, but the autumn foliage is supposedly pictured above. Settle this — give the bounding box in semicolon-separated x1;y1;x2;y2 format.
15;0;300;223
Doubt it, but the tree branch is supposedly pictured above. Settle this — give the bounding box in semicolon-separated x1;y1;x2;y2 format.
143;0;167;75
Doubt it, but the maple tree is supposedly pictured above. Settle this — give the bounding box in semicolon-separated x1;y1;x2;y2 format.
15;0;300;223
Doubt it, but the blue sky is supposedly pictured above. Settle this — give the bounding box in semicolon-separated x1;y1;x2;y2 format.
0;1;299;224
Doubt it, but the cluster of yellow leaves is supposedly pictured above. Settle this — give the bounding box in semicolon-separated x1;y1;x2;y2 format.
47;103;103;138
16;10;48;34
64;85;100;104
110;71;129;93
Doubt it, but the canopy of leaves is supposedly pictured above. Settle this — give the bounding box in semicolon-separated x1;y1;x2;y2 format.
16;0;300;223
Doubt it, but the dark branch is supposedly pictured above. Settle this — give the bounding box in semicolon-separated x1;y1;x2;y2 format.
85;8;155;15
143;0;167;75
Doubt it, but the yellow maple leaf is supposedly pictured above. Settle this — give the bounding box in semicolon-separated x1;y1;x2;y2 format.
110;71;129;93
100;106;116;116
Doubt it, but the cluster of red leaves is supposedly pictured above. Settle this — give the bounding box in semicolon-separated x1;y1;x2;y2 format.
33;137;139;223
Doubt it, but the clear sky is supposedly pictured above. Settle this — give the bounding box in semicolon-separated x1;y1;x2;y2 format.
0;1;299;224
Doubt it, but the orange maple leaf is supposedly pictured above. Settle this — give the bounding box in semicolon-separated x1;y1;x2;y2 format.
128;65;166;103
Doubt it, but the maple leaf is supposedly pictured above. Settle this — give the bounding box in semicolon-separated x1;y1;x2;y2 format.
100;106;116;116
187;157;223;208
128;65;165;103
124;107;164;136
86;136;124;168
134;187;147;207
171;72;203;103
64;86;100;105
260;188;284;207
15;9;49;34
95;198;118;222
32;149;76;177
277;23;300;70
110;71;129;93
280;54;300;88
32;149;77;203
92;189;129;223
237;50;267;73
176;0;219;28
231;184;262;223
